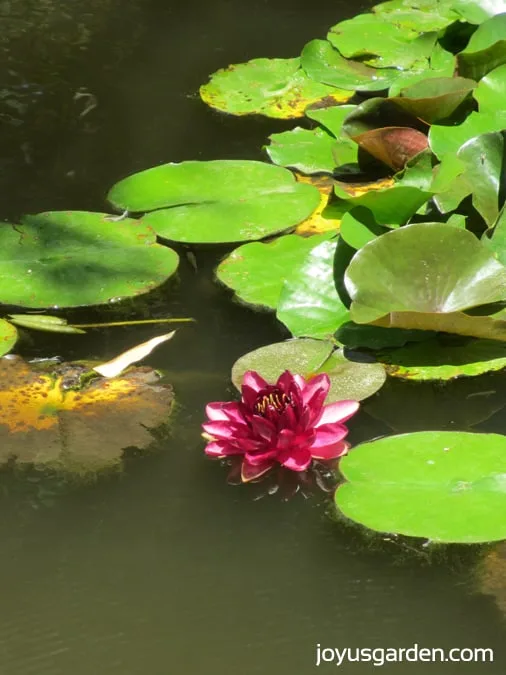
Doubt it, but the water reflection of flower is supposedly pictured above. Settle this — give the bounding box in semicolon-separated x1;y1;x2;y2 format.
203;370;359;486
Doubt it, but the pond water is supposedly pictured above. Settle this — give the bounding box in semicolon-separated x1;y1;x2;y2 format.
1;0;506;673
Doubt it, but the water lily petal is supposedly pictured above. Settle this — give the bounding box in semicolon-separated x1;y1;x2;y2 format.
241;370;269;407
245;448;278;465
205;440;244;457
278;446;312;471
315;400;359;427
241;458;275;482
205;401;244;423
202;420;241;440
250;414;276;442
312;423;349;448
311;440;349;460
276;370;295;393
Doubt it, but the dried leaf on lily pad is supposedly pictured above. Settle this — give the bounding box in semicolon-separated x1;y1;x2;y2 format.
93;331;176;378
294;175;341;235
0;356;174;473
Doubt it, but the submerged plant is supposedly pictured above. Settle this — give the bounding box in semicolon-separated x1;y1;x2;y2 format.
202;370;359;482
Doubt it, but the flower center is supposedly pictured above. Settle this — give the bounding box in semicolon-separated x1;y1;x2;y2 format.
254;389;292;416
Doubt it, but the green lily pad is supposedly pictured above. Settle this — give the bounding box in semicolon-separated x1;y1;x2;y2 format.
265;127;338;174
8;314;85;334
374;0;459;31
0;319;18;356
453;0;506;23
458;14;506;80
301;40;400;92
199;57;349;119
388;44;457;96
339;207;389;250
305;105;357;137
345;223;506;324
108;161;320;244
380;338;506;380
327;15;435;70
215;233;331;310
429;110;506;160
474;63;506;113
276;239;349;338
391;77;476;124
315;348;386;402
336;431;506;543
231;338;334;390
483;204;506;264
0;212;179;308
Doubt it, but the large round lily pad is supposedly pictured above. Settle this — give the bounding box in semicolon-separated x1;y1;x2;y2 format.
336;431;506;543
374;0;458;31
0;356;174;474
200;57;349;119
345;223;506;324
0;212;179;308
315;349;386;402
108;161;320;244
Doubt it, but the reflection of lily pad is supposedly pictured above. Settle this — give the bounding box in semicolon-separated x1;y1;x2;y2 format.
0;356;174;473
200;57;349;119
336;430;506;543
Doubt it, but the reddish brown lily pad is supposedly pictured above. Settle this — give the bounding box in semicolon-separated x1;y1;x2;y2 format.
0;356;174;474
352;127;429;171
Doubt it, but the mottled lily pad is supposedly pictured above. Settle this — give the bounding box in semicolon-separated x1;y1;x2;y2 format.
0;356;174;474
314;349;386;402
336;431;506;543
200;57;349;119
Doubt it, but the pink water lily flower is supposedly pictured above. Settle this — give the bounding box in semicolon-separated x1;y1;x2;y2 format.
202;370;359;482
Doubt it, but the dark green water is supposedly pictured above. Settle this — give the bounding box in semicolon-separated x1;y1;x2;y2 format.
1;1;506;673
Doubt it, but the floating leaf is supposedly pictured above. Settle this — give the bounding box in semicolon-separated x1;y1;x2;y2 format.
265;127;338;174
327;15;435;69
231;338;334;390
374;0;459;32
345;223;506;324
429;110;506;160
453;0;506;23
336;431;506;543
315;349;386;402
339;207;389;250
483;204;506;264
474;63;506;113
379;337;506;380
216;233;331;309
0;212;179;308
301;40;400;92
8;314;86;334
108;161;319;244
93;332;176;378
0;356;174;473
305;105;357;137
353;127;428;171
333;184;431;226
0;320;18;356
276;239;349;338
388;44;457;95
458;14;506;80
199;57;349;118
391;77;476;124
336;321;435;349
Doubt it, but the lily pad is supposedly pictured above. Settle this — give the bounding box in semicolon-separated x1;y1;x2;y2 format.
379;338;506;380
305;105;357;137
0;212;179;308
453;0;506;23
231;338;334;390
429;110;506;160
388;44;457;96
374;0;459;32
108;161;320;244
391;77;476;124
0;319;18;356
301;40;400;92
458;14;506;80
8;314;85;334
474;63;506;113
276;239;349;338
483;204;506;264
333;184;431;226
345;223;506;324
336;430;506;543
315;349;386;402
199;57;349;118
336;322;434;349
215;233;331;309
293;175;342;236
327;15;435;70
0;356;174;474
339;207;389;250
265;127;339;174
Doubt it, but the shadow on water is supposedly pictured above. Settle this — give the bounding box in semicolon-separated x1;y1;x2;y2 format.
1;0;506;674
